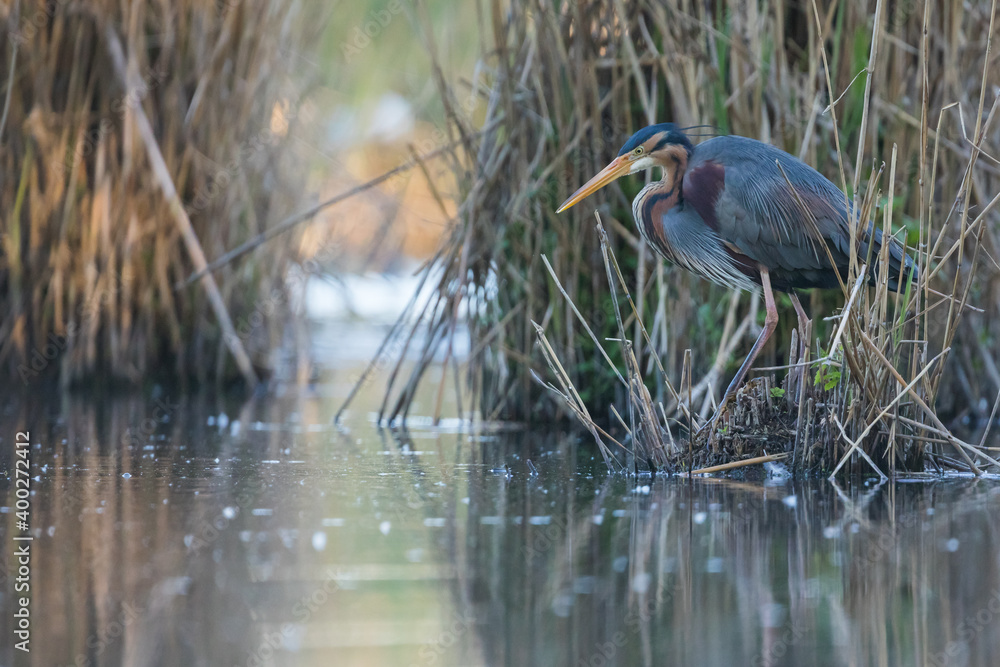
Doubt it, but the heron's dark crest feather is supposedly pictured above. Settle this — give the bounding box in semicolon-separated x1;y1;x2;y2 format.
617;123;693;158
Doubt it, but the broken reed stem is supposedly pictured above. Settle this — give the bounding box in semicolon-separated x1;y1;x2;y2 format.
852;0;884;202
685;348;693;472
831;414;888;481
858;331;1000;473
829;347;946;479
595;215;694;425
103;23;258;388
532;320;616;468
541;254;627;387
685;452;790;476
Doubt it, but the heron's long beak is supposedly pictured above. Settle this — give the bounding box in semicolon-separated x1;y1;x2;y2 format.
556;155;631;213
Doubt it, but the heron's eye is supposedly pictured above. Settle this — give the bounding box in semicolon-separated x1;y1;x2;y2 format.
633;147;644;156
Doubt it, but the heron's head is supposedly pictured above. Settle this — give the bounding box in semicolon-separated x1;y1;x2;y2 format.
557;123;694;213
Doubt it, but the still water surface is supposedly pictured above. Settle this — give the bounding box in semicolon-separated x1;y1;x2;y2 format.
2;375;1000;666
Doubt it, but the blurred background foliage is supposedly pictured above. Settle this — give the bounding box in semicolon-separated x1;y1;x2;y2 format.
305;0;482;269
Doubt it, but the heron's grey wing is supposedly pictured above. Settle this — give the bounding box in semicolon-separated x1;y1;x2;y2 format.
685;135;915;291
652;200;760;292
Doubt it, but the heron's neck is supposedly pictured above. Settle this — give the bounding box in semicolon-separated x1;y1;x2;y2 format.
633;155;688;255
636;160;685;217
649;147;688;200
657;160;686;198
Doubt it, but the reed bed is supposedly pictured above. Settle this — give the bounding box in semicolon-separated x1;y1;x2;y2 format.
0;1;323;388
368;0;1000;476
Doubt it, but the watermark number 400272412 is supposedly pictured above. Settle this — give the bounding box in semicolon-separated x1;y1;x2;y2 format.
13;431;33;653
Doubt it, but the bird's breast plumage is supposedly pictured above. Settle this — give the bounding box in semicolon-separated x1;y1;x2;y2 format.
633;179;760;293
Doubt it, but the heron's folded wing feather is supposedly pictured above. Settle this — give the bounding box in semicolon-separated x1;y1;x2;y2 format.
684;136;914;290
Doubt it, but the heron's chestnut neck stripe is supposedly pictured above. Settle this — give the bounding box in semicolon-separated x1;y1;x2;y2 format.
635;151;687;258
638;184;677;255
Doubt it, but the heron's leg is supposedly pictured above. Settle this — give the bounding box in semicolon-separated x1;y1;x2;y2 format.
721;268;779;406
699;268;779;441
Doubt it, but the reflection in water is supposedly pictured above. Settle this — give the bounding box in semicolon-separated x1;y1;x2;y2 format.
454;451;1000;667
0;389;998;666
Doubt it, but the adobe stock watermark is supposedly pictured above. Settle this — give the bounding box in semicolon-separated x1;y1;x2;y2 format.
186;98;303;214
886;0;921;31
225;238;342;349
546;116;646;208
185;478;269;555
120;396;180;449
376;468;429;531
345;329;408;394
750;620;810;667
17;268;136;384
237;569;345;667
62;601;144;667
928;586;1000;666
340;0;412;63
49;63;169;180
576;588;674;667
7;0;71;46
520;513;570;560
225;283;296;350
376;66;490;192
405;612;474;667
855;510;919;566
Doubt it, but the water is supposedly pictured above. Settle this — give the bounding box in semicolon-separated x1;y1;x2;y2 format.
2;375;1000;666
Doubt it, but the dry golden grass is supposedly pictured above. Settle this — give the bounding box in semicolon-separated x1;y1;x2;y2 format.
362;0;1000;476
0;0;324;387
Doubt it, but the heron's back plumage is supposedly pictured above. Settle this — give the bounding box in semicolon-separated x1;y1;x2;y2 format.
655;135;916;293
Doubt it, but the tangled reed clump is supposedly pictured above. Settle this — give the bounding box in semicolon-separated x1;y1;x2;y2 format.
0;1;323;387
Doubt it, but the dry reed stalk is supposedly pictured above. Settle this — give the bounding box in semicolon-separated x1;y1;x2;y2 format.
685;452;791;476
